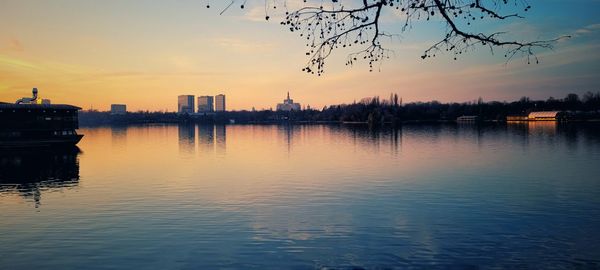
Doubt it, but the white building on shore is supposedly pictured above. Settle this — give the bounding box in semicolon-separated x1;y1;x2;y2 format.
276;92;301;111
111;104;127;115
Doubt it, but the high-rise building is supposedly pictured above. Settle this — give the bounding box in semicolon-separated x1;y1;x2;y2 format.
276;92;301;111
197;96;214;112
111;104;127;115
178;95;195;114
215;94;226;112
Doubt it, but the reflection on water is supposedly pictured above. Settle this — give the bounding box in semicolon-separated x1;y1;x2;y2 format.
1;123;600;269
178;124;195;156
111;125;127;149
198;124;214;153
506;122;600;152
507;121;558;137
215;125;226;155
178;124;227;156
0;147;80;208
277;124;300;154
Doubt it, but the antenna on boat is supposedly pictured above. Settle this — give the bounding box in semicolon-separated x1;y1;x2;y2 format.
15;88;39;104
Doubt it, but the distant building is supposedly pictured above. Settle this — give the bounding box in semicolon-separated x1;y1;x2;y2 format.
197;96;214;112
456;115;479;122
178;95;195;114
276;92;301;111
528;111;564;121
506;115;529;121
111;104;127;115
41;99;51;105
215;94;226;112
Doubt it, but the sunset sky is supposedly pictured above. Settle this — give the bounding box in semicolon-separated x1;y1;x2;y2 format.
1;0;599;111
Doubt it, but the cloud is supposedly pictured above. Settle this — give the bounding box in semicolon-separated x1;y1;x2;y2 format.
237;0;364;22
0;54;38;70
574;23;600;38
454;42;600;78
2;38;24;52
211;37;276;53
90;71;226;80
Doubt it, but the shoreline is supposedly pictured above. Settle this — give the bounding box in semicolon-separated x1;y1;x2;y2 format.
78;119;600;128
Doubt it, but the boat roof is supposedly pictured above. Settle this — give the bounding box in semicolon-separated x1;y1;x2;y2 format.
0;103;81;110
528;111;562;118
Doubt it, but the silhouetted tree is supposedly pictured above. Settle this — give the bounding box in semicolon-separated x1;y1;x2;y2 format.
582;91;600;111
213;0;568;75
564;93;581;111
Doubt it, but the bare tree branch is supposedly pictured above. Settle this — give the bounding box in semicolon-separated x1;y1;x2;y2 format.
212;0;570;75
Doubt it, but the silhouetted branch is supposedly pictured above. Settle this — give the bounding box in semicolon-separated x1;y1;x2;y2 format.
423;0;570;64
211;0;570;75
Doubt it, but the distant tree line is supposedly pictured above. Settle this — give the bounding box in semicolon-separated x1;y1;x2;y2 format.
79;92;600;126
79;110;180;126
309;91;600;123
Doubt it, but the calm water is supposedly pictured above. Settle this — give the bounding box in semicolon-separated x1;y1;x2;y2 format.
1;123;600;269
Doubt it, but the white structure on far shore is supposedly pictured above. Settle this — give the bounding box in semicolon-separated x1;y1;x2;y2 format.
111;104;127;115
276;92;301;111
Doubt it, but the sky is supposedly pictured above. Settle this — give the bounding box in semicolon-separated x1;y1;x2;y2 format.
0;0;599;111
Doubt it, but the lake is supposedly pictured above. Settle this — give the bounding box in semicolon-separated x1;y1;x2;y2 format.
1;123;600;269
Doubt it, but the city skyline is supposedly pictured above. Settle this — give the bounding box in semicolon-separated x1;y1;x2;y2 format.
27;90;598;113
177;93;225;113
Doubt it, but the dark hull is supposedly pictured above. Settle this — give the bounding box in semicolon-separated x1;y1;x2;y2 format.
0;135;83;148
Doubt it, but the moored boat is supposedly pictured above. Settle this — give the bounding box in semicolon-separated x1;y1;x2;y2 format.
0;88;83;148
